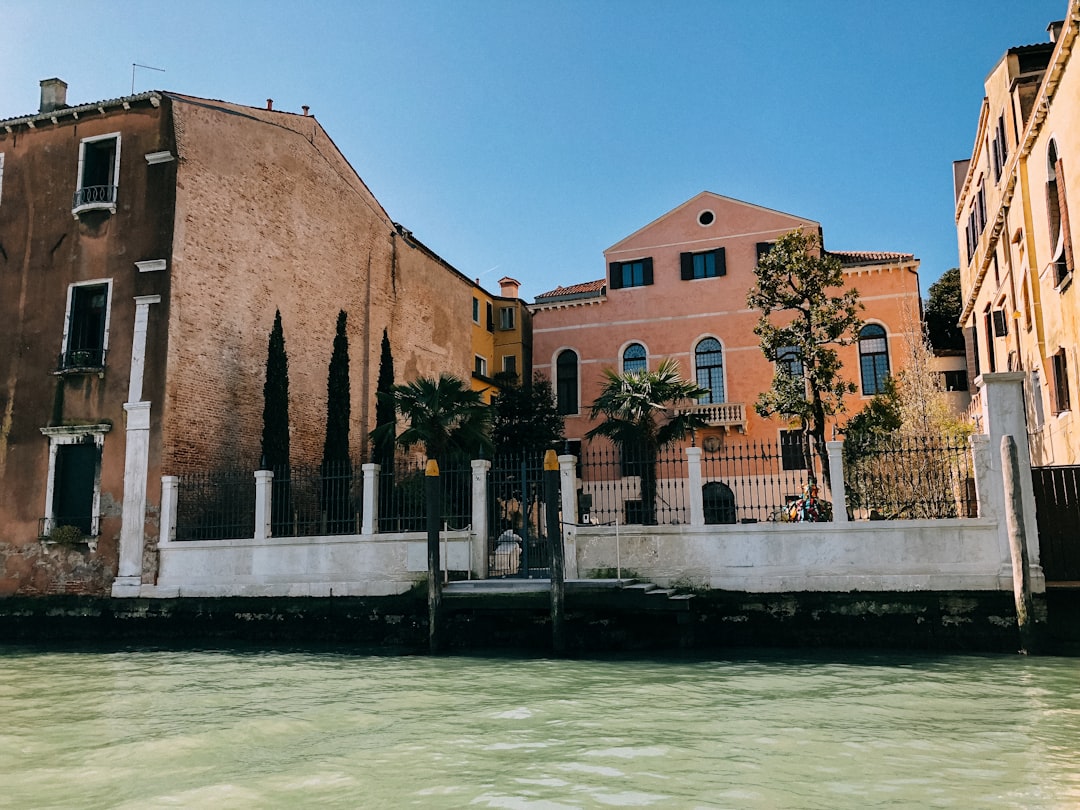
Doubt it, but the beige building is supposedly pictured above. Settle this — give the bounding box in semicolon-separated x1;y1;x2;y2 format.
954;1;1080;466
0;80;476;596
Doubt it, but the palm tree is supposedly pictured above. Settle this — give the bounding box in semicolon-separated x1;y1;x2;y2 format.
371;373;492;467
587;358;709;525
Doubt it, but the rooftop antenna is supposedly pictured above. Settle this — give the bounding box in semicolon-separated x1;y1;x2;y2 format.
131;63;166;94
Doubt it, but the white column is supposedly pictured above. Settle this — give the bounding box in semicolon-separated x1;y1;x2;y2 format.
978;372;1043;592
362;463;379;535
113;295;161;598
686;446;704;527
159;475;179;543
254;469;273;541
826;440;848;523
969;434;995;520
558;454;579;579
471;459;491;579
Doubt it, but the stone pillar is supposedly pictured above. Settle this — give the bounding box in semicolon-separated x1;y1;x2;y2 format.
113;295;161;598
471;459;491;578
362;463;379;535
686;446;705;527
977;372;1043;592
969;434;994;520
559;454;579;579
254;469;274;542
826;441;848;523
159;476;179;543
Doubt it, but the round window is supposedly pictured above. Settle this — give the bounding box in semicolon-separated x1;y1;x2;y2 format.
698;210;715;226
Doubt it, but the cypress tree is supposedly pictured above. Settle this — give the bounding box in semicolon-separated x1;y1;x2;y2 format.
321;311;352;531
262;310;291;532
373;328;396;529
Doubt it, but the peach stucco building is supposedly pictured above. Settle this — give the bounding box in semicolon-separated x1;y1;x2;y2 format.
531;192;922;453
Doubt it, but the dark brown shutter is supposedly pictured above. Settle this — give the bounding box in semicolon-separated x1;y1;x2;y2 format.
642;257;654;286
1057;158;1074;277
609;262;623;289
680;252;693;280
716;247;727;277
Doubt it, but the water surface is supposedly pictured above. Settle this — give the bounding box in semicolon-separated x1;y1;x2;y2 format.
2;647;1078;808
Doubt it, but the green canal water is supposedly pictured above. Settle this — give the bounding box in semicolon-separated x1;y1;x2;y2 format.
2;647;1078;809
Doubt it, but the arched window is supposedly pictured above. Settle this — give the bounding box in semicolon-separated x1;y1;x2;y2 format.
695;338;725;404
1047;139;1073;286
556;350;579;415
859;324;890;395
703;481;736;524
622;343;647;374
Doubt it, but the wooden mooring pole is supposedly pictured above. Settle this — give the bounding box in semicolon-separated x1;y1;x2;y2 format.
425;459;442;654
1001;435;1036;654
544;449;566;654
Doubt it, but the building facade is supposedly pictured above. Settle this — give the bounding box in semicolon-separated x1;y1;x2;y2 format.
0;80;477;596
532;192;923;452
954;1;1080;466
469;276;532;402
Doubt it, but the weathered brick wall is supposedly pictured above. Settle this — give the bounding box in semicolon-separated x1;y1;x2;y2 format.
162;97;473;475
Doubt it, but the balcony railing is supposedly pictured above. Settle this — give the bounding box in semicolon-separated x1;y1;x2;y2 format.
71;185;117;214
674;401;747;431
57;348;106;372
39;515;101;539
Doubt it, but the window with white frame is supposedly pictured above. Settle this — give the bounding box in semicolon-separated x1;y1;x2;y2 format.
502;354;517;375
777;345;804;378
73;133;121;214
474;355;488;378
622;343;647;374
556;350;579;415
858;324;890;395
695;338;725;404
499;306;515;330
40;424;111;538
60;280;112;370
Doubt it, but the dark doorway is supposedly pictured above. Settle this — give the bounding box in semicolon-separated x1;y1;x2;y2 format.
703;481;736;524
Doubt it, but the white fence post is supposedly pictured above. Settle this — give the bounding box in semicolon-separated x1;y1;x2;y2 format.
686;446;705;527
362;463;379;535
254;469;273;542
471;459;491;578
559;453;579;579
826;440;848;523
160;475;179;542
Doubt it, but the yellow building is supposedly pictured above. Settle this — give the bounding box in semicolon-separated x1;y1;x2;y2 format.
469;277;532;402
954;1;1080;466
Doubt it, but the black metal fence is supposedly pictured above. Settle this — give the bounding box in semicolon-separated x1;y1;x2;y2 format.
1033;465;1080;581
175;468;255;541
843;434;976;520
701;437;820;523
488;452;552;577
578;442;690;526
272;460;362;537
377;457;471;533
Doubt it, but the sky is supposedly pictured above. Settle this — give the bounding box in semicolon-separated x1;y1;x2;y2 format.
1;1;1069;300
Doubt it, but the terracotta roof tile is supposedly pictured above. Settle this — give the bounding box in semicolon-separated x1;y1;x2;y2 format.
535;279;606;300
828;250;915;266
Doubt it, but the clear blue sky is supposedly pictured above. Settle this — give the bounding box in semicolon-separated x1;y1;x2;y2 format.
1;1;1068;300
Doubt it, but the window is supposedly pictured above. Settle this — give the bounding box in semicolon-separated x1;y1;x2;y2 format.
60;281;111;370
1047;140;1074;288
780;430;807;471
502;355;517;375
40;424;111;538
1031;369;1046;429
756;242;775;262
622;343;647;374
499;306;515;331
680;248;726;280
608;257;653;289
992;309;1008;337
73;133;121;214
486;302;494;332
942;370;968;392
982;308;997;373
695;338;725;404
1051;349;1071;414
991;114;1009;183
777;345;803;378
474;355;488;378
472;297;479;323
858;324;890;395
556;350;578;415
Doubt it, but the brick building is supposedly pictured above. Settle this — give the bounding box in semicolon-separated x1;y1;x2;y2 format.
0;80;477;596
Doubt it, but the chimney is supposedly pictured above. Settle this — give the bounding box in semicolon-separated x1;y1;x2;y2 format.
499;277;522;298
302;105;310;116
1048;20;1065;43
39;78;68;114
267;98;273;110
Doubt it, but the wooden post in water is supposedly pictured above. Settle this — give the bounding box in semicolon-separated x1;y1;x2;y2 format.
425;459;443;654
544;449;566;654
1001;435;1036;654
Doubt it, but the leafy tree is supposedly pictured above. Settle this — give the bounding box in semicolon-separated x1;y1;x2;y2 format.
586;358;708;525
491;371;565;457
747;230;863;488
321;310;351;532
924;268;964;352
262;310;291;532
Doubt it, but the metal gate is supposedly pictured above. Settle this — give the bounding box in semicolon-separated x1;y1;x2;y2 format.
488;453;553;578
1032;465;1080;582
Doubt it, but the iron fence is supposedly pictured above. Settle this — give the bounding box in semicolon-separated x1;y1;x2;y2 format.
488;452;552;577
701;437;820;523
377;457;471;533
843;434;976;520
272;460;362;537
577;442;690;526
175;468;255;540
